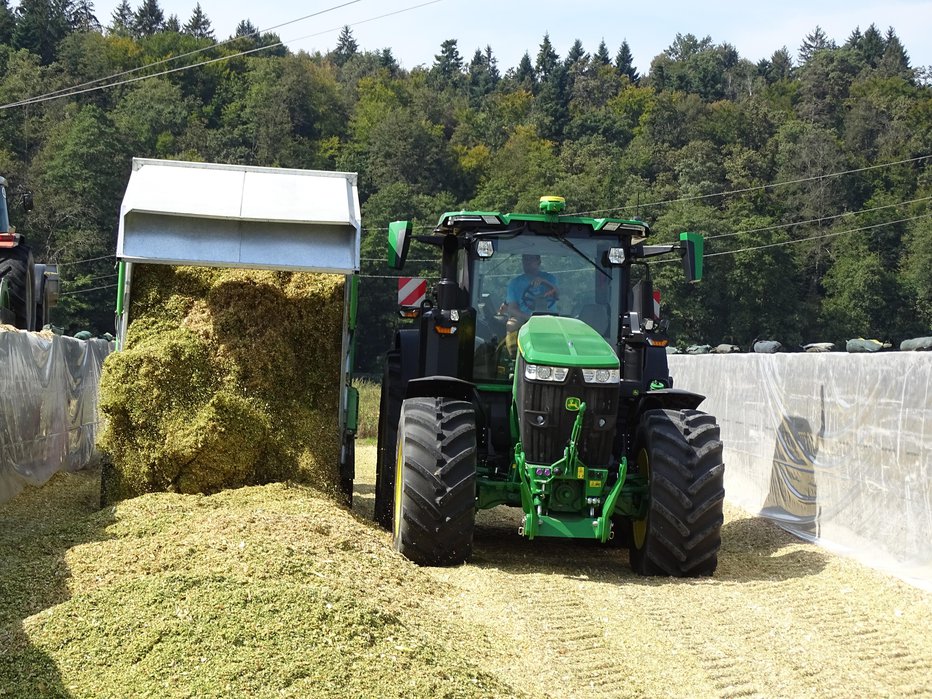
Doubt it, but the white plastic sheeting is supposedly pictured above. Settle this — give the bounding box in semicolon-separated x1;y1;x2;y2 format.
669;353;932;590
0;329;112;503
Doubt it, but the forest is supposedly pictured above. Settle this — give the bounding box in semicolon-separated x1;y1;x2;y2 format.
0;0;930;372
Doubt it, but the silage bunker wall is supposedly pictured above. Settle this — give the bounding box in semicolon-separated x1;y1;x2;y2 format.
98;265;345;502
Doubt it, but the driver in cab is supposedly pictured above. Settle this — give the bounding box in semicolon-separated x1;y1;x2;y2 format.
503;254;559;356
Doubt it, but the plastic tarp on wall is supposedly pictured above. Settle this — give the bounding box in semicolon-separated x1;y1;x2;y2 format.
669;353;932;590
0;329;112;503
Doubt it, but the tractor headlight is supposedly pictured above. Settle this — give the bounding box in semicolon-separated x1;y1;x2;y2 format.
581;367;620;384
524;363;568;383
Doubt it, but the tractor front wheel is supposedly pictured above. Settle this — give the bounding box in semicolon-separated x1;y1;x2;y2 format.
629;408;725;577
393;396;476;566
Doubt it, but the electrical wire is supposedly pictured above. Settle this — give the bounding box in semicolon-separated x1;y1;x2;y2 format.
648;213;932;265
61;273;118;285
703;195;932;241
1;0;366;109
0;0;446;111
705;214;932;258
59;283;118;296
564;154;932;218
53;254;116;267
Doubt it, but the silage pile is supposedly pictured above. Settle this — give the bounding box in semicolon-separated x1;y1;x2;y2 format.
98;265;345;502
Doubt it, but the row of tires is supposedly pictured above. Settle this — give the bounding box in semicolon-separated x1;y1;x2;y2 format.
373;350;727;577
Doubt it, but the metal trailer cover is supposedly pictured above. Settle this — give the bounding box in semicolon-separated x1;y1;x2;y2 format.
117;158;360;273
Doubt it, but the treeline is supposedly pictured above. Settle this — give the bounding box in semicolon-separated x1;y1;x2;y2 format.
0;1;929;371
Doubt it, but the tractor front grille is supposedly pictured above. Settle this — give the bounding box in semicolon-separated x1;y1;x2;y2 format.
515;357;618;466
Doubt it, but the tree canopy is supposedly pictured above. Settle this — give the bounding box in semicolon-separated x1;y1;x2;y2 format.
0;9;928;366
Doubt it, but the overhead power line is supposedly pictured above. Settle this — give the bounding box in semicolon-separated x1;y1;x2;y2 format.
53;254;116;267
704;214;932;258
566;154;932;218
59;283;118;296
1;0;365;109
703;195;932;242
0;0;445;111
649;213;932;265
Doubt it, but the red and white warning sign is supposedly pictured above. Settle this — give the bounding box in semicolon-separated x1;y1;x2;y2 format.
398;277;427;307
652;290;661;319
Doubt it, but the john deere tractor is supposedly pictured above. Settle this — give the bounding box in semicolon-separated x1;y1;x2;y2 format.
373;197;724;577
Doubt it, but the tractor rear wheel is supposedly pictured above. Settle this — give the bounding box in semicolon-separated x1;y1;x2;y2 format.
393;396;476;566
0;246;35;331
629;408;724;577
373;351;402;529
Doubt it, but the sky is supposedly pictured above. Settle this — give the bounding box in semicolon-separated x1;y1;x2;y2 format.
82;0;932;74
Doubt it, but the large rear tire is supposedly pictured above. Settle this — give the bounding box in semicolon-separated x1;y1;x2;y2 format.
629;408;725;577
0;246;35;331
373;351;402;529
393;397;476;566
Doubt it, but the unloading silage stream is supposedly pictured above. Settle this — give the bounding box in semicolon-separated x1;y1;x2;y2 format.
97;265;346;502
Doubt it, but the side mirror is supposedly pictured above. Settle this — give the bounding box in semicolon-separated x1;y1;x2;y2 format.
680;232;703;283
21;191;33;212
387;220;411;270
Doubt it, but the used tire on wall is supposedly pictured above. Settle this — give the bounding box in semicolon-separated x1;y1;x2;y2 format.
629;408;725;577
373;351;402;529
393;396;476;566
0;246;35;331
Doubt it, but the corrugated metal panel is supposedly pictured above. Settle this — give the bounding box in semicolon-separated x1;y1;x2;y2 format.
117;158;361;274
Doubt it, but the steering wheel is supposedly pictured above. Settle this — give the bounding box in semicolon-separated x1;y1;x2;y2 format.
520;277;559;314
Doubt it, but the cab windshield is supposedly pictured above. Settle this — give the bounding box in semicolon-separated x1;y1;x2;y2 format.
469;234;621;382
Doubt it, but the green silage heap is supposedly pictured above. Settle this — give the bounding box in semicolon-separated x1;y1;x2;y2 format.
98;266;345;503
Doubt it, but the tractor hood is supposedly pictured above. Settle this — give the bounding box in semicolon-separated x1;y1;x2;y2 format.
517;316;619;368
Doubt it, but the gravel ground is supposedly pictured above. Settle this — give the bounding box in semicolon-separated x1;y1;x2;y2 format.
354;444;932;699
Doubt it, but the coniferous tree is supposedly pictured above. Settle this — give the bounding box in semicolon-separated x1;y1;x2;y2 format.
565;39;587;67
615;40;639;83
799;25;833;64
0;0;15;45
858;23;885;68
535;33;559;81
762;46;793;82
13;0;71;63
133;0;164;38
379;47;399;75
467;45;499;101
431;38;463;90
183;2;213;40
70;0;99;32
514;51;535;88
333;25;358;66
164;13;180;32
595;39;611;66
109;0;132;35
877;27;911;78
235;19;258;37
484;45;500;83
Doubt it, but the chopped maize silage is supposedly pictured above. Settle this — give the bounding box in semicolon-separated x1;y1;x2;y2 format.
98;265;346;502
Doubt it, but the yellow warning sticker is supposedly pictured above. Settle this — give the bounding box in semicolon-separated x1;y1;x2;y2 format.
577;467;584;479
589;480;602;489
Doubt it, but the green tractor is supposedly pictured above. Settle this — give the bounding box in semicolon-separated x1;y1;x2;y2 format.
373;196;724;577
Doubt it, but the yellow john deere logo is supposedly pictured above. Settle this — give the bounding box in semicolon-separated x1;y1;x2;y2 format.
565;397;582;411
